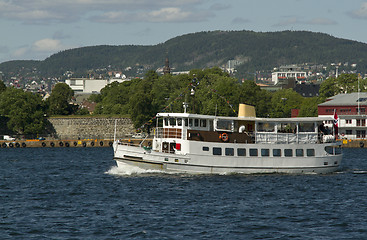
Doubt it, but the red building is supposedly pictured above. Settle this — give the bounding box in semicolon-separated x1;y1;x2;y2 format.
318;92;367;139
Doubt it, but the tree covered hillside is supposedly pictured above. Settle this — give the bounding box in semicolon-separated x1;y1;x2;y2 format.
1;30;367;79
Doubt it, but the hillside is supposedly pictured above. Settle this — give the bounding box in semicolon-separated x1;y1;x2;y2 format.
1;30;367;78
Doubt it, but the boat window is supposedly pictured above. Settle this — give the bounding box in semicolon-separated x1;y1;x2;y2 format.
213;147;222;156
296;149;304;157
325;146;342;155
203;146;209;151
189;119;193;127
273;149;281;157
216;119;233;131
177;118;182;126
299;123;314;132
200;119;207;128
284;149;293;157
164;118;169;126
169;118;176;126
237;148;246;156
194;119;199;127
261;149;270;157
225;148;234;156
307;149;315;156
184;118;188;127
257;122;275;132
157;118;163;127
278;123;297;133
249;148;258;156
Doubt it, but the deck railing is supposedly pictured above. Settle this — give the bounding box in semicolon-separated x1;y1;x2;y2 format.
255;132;319;144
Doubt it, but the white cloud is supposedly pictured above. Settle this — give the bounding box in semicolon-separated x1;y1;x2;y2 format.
10;38;72;60
0;0;209;24
350;2;367;19
32;39;64;52
93;7;212;23
148;8;193;22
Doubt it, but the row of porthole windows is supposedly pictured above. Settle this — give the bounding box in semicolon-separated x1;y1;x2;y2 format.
203;146;315;157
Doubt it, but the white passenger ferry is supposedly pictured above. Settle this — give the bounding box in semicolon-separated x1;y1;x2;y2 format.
113;104;342;174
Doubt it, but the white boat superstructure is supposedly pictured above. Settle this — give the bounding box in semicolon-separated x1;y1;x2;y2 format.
113;104;342;174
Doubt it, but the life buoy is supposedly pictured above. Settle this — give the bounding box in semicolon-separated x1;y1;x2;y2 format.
360;141;364;148
219;133;229;142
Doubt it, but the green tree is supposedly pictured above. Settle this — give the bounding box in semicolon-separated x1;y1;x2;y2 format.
129;92;154;129
269;89;303;118
0;80;6;93
319;74;367;100
298;97;320;117
239;80;272;117
0;88;46;134
47;83;74;115
319;77;338;99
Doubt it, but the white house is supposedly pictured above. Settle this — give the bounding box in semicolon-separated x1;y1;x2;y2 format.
272;71;307;85
65;77;129;94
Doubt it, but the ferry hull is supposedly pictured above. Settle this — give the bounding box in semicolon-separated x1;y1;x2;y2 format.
113;143;342;174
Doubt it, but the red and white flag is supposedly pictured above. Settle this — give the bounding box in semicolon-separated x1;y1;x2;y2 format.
333;109;339;136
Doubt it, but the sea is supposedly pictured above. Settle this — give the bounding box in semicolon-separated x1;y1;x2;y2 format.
1;147;367;240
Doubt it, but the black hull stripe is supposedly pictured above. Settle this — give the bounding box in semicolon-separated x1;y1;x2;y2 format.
114;157;339;170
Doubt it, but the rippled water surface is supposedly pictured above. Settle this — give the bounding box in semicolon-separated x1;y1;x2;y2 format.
1;147;367;239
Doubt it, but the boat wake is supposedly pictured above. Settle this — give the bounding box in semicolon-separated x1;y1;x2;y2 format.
352;170;367;174
106;163;165;176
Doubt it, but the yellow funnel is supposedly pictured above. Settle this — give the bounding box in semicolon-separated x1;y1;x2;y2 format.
238;104;256;118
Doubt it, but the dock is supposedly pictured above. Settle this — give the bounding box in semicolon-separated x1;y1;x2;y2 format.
0;138;150;148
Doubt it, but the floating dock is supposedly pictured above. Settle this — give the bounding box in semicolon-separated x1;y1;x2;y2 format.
0;139;150;148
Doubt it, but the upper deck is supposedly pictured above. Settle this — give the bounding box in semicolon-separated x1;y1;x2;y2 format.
154;113;335;144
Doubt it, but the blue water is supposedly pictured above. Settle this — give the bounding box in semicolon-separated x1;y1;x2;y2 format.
1;147;367;239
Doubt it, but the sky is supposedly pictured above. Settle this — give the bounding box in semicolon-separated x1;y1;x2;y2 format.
1;0;367;63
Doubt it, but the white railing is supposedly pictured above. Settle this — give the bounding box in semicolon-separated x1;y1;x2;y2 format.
255;132;319;144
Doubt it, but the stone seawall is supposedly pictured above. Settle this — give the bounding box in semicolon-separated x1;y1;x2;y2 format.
48;117;135;140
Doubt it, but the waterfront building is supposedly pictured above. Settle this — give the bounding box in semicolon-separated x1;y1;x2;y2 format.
318;92;367;139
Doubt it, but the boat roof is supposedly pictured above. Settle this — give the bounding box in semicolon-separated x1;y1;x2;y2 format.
156;112;333;123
